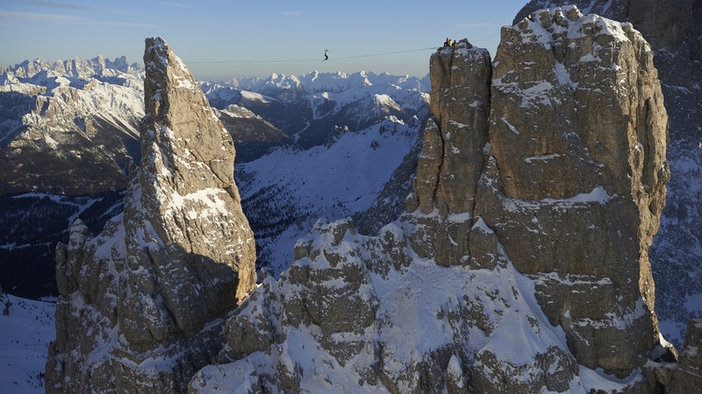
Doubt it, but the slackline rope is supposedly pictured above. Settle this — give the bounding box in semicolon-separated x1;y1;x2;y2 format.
187;47;438;64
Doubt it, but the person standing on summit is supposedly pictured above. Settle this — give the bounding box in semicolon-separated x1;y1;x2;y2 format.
324;49;329;60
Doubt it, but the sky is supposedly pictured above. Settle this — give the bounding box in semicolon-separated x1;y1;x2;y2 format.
0;0;530;81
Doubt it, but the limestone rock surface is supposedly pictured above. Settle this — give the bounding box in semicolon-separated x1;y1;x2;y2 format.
45;37;256;393
191;8;673;393
478;6;669;375
408;40;491;267
515;0;702;351
414;39;491;218
668;319;702;393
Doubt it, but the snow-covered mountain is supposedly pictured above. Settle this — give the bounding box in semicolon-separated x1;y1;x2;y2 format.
201;70;428;150
0;56;144;196
201;71;431;276
237;113;425;276
0;55;430;391
1;1;701;391
0;57;429;298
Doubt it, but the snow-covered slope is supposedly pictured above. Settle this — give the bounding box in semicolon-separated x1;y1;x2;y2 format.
192;222;588;392
237;114;425;275
0;292;54;394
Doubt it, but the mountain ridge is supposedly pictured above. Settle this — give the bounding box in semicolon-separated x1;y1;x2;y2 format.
0;57;429;297
0;2;699;391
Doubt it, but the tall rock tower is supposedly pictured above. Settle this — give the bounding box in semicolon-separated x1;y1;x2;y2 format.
407;39;492;267
45;37;256;393
410;5;670;380
481;6;669;375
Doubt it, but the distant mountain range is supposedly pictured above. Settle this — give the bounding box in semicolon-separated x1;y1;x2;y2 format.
1;1;701;392
0;59;429;298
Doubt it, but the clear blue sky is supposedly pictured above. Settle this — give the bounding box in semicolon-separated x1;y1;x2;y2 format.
0;0;529;81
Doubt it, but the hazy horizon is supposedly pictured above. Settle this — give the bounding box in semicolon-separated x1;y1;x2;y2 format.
0;0;529;81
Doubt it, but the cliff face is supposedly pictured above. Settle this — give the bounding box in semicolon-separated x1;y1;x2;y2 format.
192;7;675;393
408;42;491;267
412;5;669;378
515;0;702;352
480;7;669;375
45;37;256;393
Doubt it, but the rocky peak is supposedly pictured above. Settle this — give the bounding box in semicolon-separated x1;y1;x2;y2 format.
477;5;670;376
118;36;256;343
412;39;491;218
409;6;671;377
515;0;702;64
46;37;256;393
192;6;675;393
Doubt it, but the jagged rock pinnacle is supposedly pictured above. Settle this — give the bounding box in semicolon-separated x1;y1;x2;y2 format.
479;5;670;376
46;37;257;393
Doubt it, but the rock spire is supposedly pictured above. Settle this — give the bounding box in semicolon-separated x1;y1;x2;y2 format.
476;6;670;375
45;37;256;393
192;6;675;393
411;5;671;379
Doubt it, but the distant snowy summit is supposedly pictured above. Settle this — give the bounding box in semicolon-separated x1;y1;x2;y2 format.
0;52;429;196
0;56;145;195
1;55;142;88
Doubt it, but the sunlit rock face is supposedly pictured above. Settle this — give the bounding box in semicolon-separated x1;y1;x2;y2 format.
478;6;669;375
407;40;492;268
45;37;256;393
516;0;702;355
191;6;674;393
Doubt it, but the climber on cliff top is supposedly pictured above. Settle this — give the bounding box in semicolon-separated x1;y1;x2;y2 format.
324;49;329;60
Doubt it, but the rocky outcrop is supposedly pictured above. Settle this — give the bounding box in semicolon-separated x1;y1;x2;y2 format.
668;319;702;393
45;37;256;393
191;6;673;393
515;0;702;352
413;40;490;217
478;6;670;376
410;5;670;380
515;0;702;69
192;218;585;393
407;40;491;267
